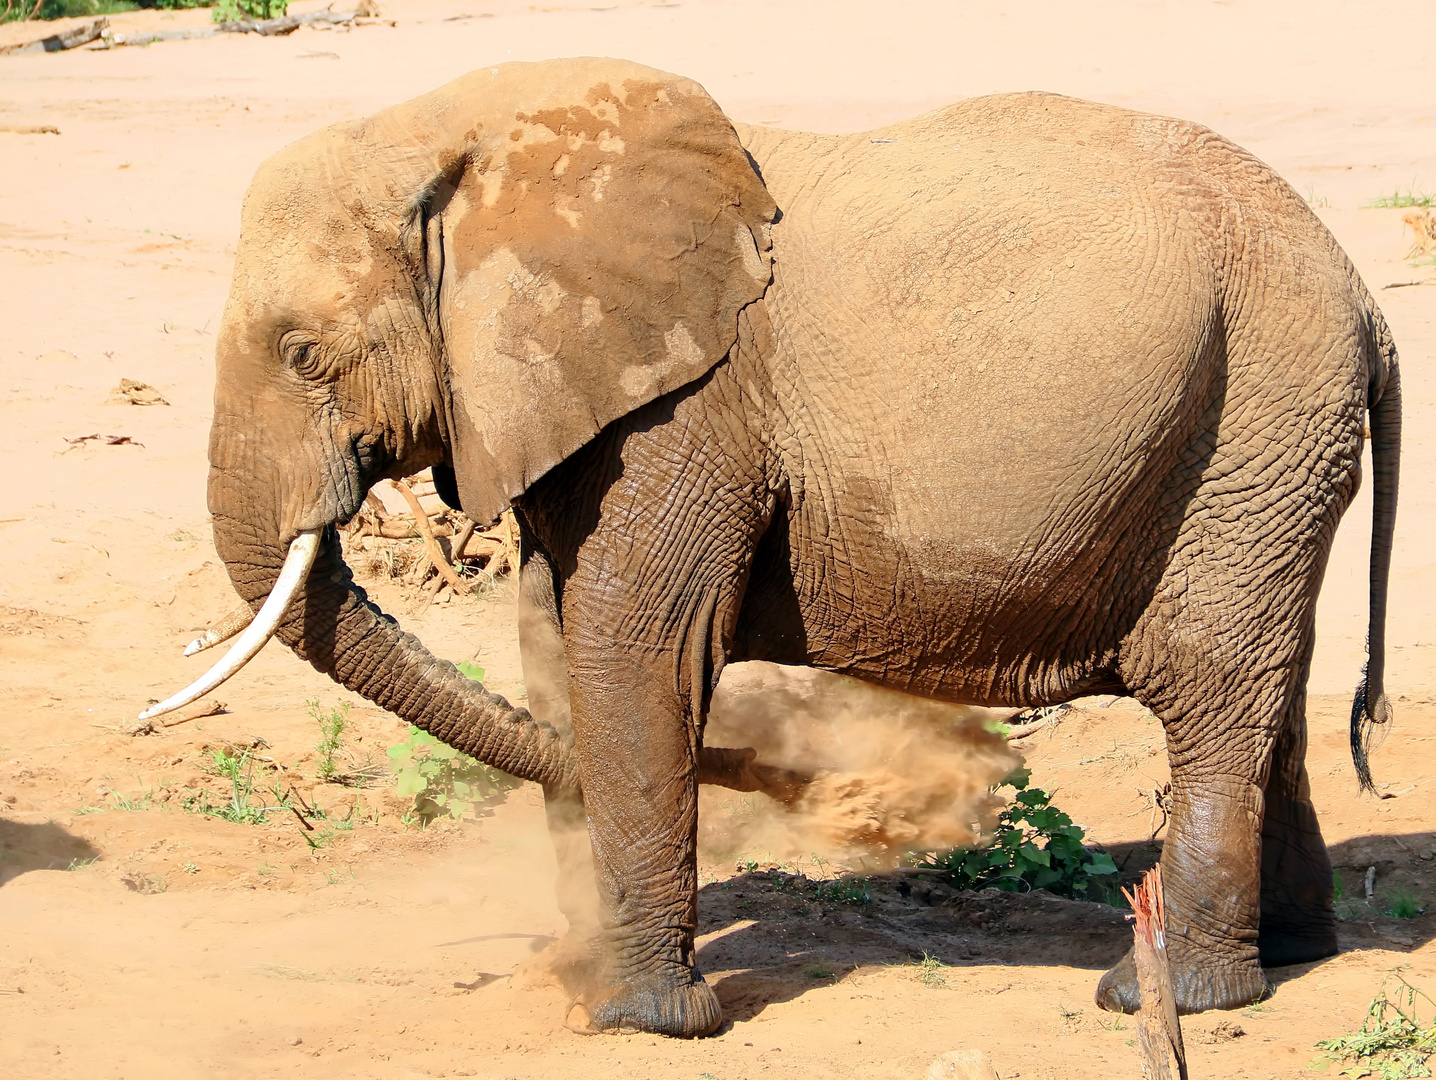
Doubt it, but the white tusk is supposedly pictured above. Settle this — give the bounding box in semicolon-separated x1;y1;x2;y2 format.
184;602;255;656
139;530;322;721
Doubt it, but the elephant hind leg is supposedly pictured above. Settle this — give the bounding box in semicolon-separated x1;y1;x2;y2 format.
1257;679;1338;968
1103;554;1333;1012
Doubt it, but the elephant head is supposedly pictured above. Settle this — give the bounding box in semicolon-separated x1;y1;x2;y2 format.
143;59;776;784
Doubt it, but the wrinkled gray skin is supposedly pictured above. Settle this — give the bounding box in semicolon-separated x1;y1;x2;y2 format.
204;58;1399;1038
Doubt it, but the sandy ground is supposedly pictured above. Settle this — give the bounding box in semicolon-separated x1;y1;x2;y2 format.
1;1;1434;1077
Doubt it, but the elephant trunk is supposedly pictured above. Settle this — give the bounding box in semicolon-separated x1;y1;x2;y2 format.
201;513;578;790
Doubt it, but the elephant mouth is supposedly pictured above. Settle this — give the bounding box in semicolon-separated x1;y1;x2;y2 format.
137;529;322;721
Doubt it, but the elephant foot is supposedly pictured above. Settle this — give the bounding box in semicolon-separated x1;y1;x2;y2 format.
1095;946;1268;1014
568;971;723;1038
1257;919;1339;968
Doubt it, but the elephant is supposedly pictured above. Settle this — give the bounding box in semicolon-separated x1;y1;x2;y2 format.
142;57;1401;1038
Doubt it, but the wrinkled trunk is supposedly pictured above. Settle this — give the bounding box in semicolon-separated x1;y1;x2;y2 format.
215;516;577;790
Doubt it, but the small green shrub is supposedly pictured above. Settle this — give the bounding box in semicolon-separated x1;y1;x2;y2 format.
310;700;350;782
910;767;1120;900
211;0;285;23
1314;972;1436;1078
3;0;129;23
388;726;518;825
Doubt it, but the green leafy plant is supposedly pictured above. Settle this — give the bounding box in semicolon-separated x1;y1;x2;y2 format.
910;767;1119;900
388;726;518;825
212;0;286;22
1314;972;1436;1078
387;662;518;825
803;961;835;980
3;0;128;23
310;700;350;782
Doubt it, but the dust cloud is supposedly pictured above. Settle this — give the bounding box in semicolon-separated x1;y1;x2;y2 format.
699;662;1021;868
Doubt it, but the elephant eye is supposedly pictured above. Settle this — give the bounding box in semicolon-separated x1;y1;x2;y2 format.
280;332;325;379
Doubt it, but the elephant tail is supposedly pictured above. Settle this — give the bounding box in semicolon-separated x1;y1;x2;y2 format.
1350;311;1401;794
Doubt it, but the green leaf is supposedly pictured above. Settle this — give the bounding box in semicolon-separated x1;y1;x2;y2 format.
1002;766;1032;790
395;772;428;798
455;661;486;681
1086;852;1119;876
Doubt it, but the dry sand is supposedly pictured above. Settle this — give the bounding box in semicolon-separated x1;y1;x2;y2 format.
1;1;1433;1077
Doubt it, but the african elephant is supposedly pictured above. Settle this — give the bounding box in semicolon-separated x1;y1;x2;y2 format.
144;57;1400;1038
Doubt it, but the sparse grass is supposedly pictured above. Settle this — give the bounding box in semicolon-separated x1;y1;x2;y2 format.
1384;890;1425;920
109;789;153;812
813;876;872;906
1364;188;1436;209
66;856;99;871
183;748;283;825
310;699;350;782
1314;971;1436;1079
915;951;948;988
803;961;835;980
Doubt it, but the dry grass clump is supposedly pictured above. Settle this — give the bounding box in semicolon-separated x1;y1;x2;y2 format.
1403;209;1436;260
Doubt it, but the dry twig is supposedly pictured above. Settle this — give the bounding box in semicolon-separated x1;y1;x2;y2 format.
1123;866;1188;1080
391;479;468;595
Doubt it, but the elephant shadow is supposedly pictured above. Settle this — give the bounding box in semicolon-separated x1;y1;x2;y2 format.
697;830;1436;1021
1102;829;1436;969
695;869;1133;1023
0;817;100;886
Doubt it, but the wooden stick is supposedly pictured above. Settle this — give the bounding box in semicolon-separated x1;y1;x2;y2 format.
1122;866;1188;1080
0;16;107;54
450;519;476;561
392;480;467;595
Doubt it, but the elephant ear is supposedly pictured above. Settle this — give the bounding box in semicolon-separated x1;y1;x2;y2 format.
391;61;776;525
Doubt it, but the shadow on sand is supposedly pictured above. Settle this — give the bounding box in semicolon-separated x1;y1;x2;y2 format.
697;830;1436;1022
0;816;100;886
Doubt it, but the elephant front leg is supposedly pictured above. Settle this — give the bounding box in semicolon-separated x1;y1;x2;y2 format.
514;549;606;996
563;644;720;1037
